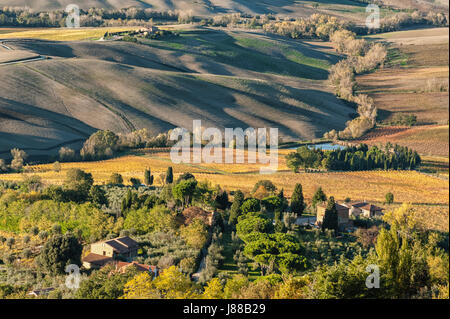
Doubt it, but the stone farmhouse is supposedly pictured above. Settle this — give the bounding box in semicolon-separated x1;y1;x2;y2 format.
341;201;384;218
315;200;384;231
82;236;139;269
316;202;352;231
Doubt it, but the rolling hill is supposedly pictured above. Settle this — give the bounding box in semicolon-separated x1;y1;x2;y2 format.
2;0;436;22
0;28;354;159
355;27;449;157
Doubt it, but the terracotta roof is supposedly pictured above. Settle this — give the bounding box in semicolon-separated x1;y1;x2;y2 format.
348;202;368;208
317;202;349;210
360;204;384;212
82;253;113;265
114;261;157;273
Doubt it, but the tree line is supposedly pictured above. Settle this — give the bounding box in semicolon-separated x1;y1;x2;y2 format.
0;6;179;27
286;143;421;172
1;6;447;31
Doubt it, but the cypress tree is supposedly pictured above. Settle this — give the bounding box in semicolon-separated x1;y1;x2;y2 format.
229;190;244;225
165;167;173;184
290;183;305;216
322;196;338;233
312;187;327;209
144;168;153;186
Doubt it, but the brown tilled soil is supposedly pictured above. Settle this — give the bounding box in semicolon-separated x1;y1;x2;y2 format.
352;125;449;157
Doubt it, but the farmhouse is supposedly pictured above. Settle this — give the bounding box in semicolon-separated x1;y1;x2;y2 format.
342;202;384;218
316;202;351;231
82;252;113;269
82;236;139;269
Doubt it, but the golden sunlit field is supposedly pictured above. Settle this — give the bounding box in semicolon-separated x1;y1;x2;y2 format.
0;27;139;41
1;150;448;205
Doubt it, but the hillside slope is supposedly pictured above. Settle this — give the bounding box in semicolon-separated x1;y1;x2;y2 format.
354;27;449;157
0;28;354;159
1;0;427;22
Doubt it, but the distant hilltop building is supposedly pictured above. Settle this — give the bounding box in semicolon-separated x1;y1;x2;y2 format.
102;26;160;40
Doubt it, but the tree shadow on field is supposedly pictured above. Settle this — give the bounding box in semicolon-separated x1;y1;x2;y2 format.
6;38;76;58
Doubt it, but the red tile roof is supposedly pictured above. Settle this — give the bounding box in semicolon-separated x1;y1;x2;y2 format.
360;204;384;212
317;202;349;210
113;261;157;273
82;253;113;265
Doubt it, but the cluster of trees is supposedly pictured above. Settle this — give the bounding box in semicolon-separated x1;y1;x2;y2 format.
0;7;179;27
137;231;202;275
262;11;447;40
286;143;421;172
310;204;449;299
116;202;449;299
385;113;417;127
0;149;28;173
1;167;448;299
262;14;344;40
79;129;175;161
326;30;387;140
377;11;448;33
225;181;309;276
0;128;177;169
2;5;446;31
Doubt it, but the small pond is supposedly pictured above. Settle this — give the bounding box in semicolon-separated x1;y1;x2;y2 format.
287;143;344;151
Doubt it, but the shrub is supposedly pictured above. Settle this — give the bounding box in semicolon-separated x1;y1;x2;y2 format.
22;248;32;259
37;233;82;275
59;147;76;162
108;173;123;185
80;130;119;160
10;148;27;171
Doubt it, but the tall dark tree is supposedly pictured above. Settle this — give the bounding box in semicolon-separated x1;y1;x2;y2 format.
229;190;244;225
312;187;327;209
144;168;154;186
89;185;108;207
322;196;338;233
277;188;288;212
165;167;174;184
37;233;82;275
64;168;94;202
214;189;229;210
290;183;305;216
